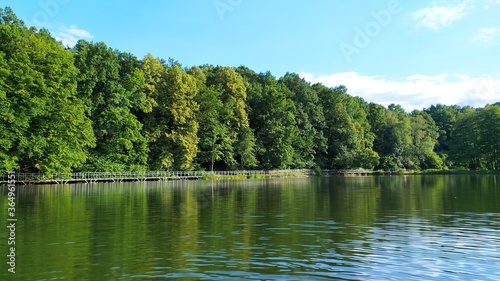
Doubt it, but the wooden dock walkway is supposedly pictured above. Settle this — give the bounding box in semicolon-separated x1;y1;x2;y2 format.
0;169;380;185
0;171;207;185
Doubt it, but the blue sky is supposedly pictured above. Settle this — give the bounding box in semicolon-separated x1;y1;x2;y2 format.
5;0;500;110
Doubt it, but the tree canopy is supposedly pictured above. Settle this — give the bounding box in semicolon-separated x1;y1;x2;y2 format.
1;6;499;173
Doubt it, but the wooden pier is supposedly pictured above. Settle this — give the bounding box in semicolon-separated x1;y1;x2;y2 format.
0;169;379;185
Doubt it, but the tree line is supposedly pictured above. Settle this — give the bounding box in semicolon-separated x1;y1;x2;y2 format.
1;7;499;174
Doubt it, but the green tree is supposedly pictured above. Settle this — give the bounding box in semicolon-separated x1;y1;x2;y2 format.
315;84;379;169
478;105;500;170
449;108;482;169
281;73;327;168
73;41;148;171
409;110;443;169
424;104;460;154
449;105;500;170
376;105;412;170
163;64;199;170
367;102;388;154
207;66;257;169
0;7;95;174
245;71;299;169
188;66;232;171
142;55;199;170
195;84;233;171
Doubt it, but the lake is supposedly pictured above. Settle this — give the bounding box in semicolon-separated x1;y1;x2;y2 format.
1;175;500;280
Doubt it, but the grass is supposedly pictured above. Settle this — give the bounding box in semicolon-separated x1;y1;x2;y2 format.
371;169;500;175
201;171;311;181
418;169;500;175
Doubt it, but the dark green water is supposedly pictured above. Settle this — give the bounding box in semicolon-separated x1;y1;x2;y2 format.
1;175;500;280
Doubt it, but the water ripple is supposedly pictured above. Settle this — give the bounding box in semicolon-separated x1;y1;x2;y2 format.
157;213;500;280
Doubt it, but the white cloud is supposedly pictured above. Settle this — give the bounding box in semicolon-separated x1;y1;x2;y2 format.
483;0;500;9
52;25;93;47
412;1;471;30
300;72;500;111
474;27;499;46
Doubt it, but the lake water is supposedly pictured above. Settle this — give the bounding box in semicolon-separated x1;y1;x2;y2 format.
1;175;500;280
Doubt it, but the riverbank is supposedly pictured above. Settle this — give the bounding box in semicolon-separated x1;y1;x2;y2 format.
0;170;315;185
1;169;498;185
396;169;500;175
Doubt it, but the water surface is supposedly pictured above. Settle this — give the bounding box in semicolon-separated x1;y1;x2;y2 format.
1;175;499;280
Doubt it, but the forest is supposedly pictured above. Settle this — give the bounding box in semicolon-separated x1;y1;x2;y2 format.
1;7;499;174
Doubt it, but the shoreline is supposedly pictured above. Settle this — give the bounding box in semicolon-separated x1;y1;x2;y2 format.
0;169;498;186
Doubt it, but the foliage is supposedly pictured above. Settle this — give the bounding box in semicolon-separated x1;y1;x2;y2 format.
206;66;257;169
72;41;149;171
195;84;232;171
316;85;379;169
0;7;95;174
1;6;499;173
450;105;500;170
142;55;199;170
241;70;299;169
281;73;327;168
